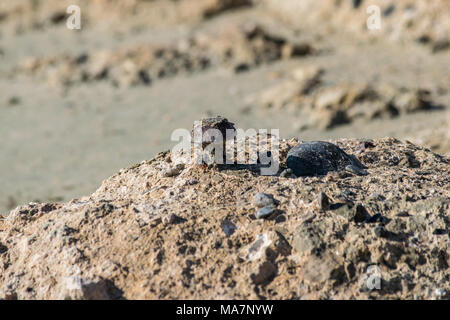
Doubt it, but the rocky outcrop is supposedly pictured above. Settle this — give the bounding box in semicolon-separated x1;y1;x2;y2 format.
246;67;442;129
15;22;312;88
1;137;448;299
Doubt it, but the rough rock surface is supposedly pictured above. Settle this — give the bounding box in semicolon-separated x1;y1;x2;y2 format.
0;137;448;299
286;141;367;176
246;68;443;130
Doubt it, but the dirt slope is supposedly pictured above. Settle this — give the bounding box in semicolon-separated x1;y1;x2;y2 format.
1;136;448;299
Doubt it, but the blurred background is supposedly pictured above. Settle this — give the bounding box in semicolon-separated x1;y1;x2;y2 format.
0;0;449;214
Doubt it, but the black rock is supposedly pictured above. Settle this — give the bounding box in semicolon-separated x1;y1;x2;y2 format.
367;213;391;224
351;0;363;9
367;213;382;223
318;192;330;211
374;226;390;238
433;228;447;235
191;116;236;148
354;204;370;223
286;141;367;177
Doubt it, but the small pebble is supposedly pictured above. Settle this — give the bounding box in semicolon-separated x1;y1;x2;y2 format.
356;140;375;154
434;289;446;297
221;220;237;237
280;168;297;178
374;226;389;238
253;193;275;208
396;211;410;217
399;156;420;168
0;244;7;254
318;192;330;211
162;213;177;225
345;164;368;176
256;205;276;219
366;213;383;223
8;96;21;106
351;0;362;9
433;228;447;235
354;204;370;223
162;163;185;177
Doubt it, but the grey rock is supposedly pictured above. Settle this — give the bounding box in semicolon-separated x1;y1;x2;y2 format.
286;141;367;177
221;220;237;237
407;215;427;234
279;168;297;178
256;205;276;219
345;164;368;176
162;163;185;177
303;254;346;285
253;192;275;208
292;223;322;254
335;203;370;223
246;233;271;261
318;192;330;211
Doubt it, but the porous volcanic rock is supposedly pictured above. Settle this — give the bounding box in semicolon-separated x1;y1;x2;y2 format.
286;141;367;176
0;137;449;300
